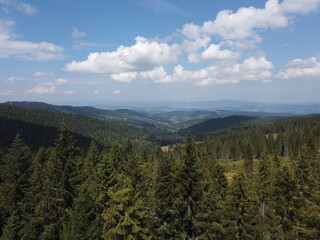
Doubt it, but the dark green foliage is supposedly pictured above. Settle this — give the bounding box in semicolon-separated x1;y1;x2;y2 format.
101;180;150;240
0;211;21;240
272;166;298;239
0;105;182;151
225;173;258;240
180;115;256;136
0;109;320;240
0;135;31;217
175;133;205;239
151;151;179;239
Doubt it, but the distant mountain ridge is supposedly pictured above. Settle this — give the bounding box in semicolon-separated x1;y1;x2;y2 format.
63;99;320;115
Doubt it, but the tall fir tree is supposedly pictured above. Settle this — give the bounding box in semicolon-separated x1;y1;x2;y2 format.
101;179;150;240
0;134;31;238
225;173;258;240
151;150;179;239
175;133;204;239
38;125;78;240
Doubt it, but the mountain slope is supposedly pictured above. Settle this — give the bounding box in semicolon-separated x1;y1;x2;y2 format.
1;101;171;130
0;105;181;150
179;116;258;136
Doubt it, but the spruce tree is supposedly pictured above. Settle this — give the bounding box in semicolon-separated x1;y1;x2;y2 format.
18;148;48;240
225;173;257;240
38;125;78;239
271;166;298;239
175;133;204;239
0;134;31;236
101;179;150;240
152;151;179;239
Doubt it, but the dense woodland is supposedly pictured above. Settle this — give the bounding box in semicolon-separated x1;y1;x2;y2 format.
0;104;320;239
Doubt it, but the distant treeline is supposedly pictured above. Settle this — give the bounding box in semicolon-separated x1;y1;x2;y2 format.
0;105;181;151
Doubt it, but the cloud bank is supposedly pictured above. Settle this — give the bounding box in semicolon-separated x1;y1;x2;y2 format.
65;0;320;85
0;20;64;61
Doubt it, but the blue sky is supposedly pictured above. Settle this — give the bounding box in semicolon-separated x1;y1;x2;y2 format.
1;0;320;104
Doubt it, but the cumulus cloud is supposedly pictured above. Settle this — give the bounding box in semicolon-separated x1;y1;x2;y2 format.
64;0;319;86
6;76;24;83
276;57;320;79
112;90;120;95
139;67;172;83
188;44;239;63
72;27;86;39
109;56;273;85
26;85;55;94
181;0;320;40
26;78;68;94
0;20;64;61
111;72;138;83
65;36;180;74
0;0;36;15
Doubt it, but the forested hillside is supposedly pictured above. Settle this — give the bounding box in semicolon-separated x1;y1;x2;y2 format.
0;105;181;151
179;115;258;136
1;101;172;130
0;109;319;239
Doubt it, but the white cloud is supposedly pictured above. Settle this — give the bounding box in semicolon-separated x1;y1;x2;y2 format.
25;78;68;94
55;78;68;85
111;72;137;83
181;0;320;41
0;0;36;15
182;36;211;53
72;27;86;39
65;90;75;95
93;90;99;94
26;85;56;94
139;67;172;83
6;76;24;83
201;44;239;60
64;0;319;87
0;20;64;61
0;90;15;96
276;57;320;79
110;56;273;85
112;90;120;95
33;71;53;77
65;36;180;74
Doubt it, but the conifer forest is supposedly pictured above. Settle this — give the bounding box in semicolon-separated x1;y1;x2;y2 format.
0;103;320;239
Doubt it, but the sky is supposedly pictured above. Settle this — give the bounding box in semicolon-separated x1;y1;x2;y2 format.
0;0;320;104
